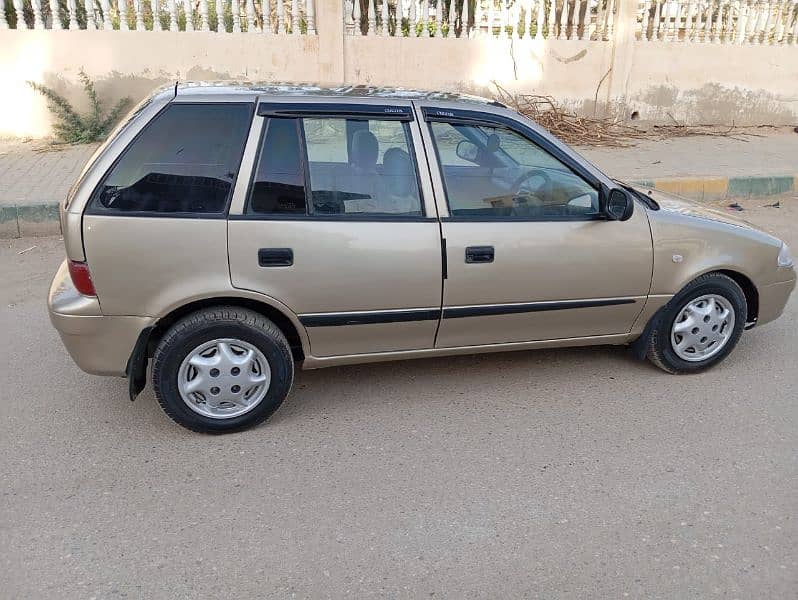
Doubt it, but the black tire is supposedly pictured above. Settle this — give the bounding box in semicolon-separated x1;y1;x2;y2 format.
646;272;747;374
152;307;294;433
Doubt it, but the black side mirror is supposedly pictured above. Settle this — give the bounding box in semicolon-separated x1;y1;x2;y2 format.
604;188;634;221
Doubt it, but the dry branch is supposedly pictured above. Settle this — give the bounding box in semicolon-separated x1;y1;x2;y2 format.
492;83;753;148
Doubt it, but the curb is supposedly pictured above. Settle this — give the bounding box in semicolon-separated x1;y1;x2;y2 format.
1;175;796;239
1;203;62;239
630;175;798;202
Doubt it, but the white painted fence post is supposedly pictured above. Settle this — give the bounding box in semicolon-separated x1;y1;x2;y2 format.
367;0;376;33
736;0;748;43
772;0;783;42
684;0;694;39
183;0;194;30
306;0;316;32
713;0;723;42
557;0;568;38
0;4;7;28
168;0;178;30
411;0;420;35
703;0;713;41
641;0;650;39
200;0;211;30
247;0;257;32
419;0;428;35
11;0;25;28
232;0;241;31
352;0;361;34
547;0;555;37
263;0;273;33
134;0;144;28
67;0;79;28
276;0;284;32
462;0;470;37
47;0;62;28
381;0;389;34
31;0;45;28
290;0;299;32
152;0;162;30
84;0;96;28
535;0;543;38
604;0;622;40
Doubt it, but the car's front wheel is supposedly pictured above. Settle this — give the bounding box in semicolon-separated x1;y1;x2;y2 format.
152;307;294;433
646;273;747;374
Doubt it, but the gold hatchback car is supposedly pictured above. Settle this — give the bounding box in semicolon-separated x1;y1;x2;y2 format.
49;83;796;432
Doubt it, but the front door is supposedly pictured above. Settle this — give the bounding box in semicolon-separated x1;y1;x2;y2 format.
228;102;442;358
419;106;653;348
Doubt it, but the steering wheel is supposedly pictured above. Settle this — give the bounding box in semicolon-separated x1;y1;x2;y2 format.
506;168;552;217
511;168;552;195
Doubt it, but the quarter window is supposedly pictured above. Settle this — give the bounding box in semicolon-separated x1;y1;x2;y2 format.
247;116;423;217
93;103;252;214
429;122;599;219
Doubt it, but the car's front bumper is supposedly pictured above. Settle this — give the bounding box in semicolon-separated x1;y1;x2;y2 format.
756;275;796;327
48;260;153;376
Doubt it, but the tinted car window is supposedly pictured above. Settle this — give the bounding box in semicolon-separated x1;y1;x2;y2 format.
93;103;252;214
248;118;307;215
430;122;598;219
303;118;422;216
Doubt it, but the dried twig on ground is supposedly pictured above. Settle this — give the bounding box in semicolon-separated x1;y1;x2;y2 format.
492;83;754;147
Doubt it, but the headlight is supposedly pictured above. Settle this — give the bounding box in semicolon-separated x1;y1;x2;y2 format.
778;243;794;268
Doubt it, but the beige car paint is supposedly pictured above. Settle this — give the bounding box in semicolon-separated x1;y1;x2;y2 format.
47;84;797;380
645;190;792;310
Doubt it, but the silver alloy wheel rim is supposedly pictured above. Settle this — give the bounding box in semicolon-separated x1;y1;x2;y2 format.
670;294;735;362
177;338;271;419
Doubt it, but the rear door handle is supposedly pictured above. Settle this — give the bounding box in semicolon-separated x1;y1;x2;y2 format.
465;245;494;264
258;248;293;267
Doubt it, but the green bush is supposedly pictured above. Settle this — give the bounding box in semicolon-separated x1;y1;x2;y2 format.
28;70;131;144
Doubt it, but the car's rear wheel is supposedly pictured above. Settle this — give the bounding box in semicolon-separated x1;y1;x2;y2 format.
152;307;293;433
646;273;747;374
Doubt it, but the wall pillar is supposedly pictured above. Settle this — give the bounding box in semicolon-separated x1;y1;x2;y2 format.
605;0;638;118
315;0;345;84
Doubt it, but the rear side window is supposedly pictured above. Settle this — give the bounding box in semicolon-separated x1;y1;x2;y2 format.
246;116;423;217
92;103;252;215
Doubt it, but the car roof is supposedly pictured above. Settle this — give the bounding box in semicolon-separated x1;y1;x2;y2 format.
174;81;502;106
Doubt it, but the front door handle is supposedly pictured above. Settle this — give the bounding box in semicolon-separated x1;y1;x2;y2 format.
258;248;293;267
465;246;494;264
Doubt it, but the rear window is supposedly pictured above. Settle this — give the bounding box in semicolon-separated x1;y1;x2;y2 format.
90;103;252;215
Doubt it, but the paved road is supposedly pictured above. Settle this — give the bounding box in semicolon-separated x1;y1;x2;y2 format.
1;197;796;598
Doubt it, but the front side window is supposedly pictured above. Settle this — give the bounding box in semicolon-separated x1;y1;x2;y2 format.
429;121;598;219
93;103;252;214
247;116;423;217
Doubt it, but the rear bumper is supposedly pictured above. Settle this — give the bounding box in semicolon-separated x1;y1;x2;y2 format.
48;260;153;376
756;276;796;327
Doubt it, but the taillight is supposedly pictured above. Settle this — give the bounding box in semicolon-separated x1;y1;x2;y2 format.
67;260;96;296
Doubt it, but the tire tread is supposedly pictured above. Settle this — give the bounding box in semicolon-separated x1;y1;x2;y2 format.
152;306;293;433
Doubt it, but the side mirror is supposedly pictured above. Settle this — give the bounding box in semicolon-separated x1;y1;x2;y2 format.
604;188;634;221
455;140;479;163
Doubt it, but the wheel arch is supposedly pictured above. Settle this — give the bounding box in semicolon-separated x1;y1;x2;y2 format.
631;267;759;360
148;295;309;362
715;269;758;325
127;293;309;400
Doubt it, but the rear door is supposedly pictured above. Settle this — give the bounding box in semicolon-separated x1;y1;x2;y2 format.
417;103;653;348
228;100;443;358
